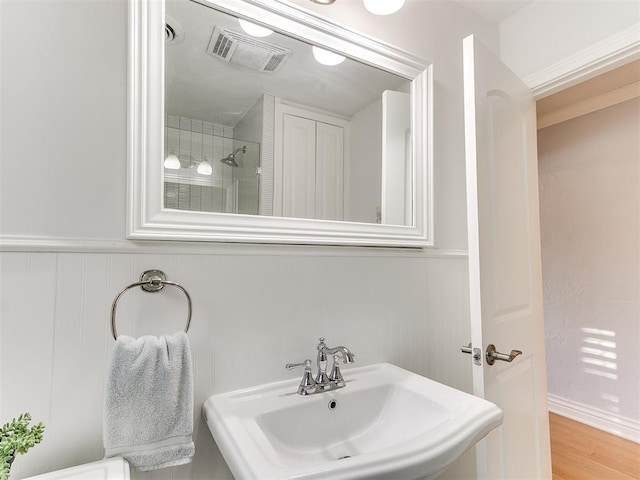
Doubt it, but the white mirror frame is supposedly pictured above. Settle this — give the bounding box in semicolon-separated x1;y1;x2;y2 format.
127;0;433;247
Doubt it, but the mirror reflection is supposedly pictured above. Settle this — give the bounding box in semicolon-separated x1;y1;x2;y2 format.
165;0;412;225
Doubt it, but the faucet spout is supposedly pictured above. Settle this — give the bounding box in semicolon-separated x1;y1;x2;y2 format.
315;338;355;389
324;346;355;363
317;338;355;362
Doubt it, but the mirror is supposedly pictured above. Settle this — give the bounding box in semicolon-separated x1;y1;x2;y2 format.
128;0;433;246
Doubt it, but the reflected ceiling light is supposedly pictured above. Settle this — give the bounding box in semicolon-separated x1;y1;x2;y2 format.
312;46;345;66
164;153;181;170
238;18;273;37
363;0;405;15
197;159;213;175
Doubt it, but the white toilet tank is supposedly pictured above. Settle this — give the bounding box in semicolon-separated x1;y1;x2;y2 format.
23;457;129;480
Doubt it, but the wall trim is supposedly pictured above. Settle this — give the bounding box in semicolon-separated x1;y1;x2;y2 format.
537;81;640;129
0;235;469;259
548;394;640;444
526;24;640;99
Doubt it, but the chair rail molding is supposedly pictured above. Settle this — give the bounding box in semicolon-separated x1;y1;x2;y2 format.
0;235;468;258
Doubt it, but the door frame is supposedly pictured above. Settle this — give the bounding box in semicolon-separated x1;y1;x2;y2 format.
531;25;640;443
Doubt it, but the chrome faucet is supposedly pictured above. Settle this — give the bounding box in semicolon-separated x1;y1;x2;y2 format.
286;338;355;395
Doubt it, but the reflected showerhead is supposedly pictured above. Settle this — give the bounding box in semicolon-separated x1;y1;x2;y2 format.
220;146;246;167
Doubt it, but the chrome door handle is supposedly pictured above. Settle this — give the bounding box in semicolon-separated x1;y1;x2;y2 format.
486;344;522;365
460;343;472;354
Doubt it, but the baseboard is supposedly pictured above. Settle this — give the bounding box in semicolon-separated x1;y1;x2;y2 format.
548;394;640;444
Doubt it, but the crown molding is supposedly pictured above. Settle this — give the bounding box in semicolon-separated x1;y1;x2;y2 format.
526;24;640;99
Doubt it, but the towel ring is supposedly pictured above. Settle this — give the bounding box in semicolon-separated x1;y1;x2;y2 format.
110;270;192;340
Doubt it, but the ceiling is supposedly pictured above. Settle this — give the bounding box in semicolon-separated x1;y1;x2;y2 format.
449;0;535;25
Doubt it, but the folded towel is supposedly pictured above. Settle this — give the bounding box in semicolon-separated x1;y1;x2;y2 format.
103;331;195;471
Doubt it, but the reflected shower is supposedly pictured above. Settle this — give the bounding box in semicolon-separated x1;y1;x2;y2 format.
220;146;246;167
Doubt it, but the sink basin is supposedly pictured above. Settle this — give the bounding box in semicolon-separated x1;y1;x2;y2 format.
203;362;502;480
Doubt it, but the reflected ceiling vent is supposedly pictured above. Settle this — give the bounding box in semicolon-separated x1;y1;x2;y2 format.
206;26;291;73
165;15;184;45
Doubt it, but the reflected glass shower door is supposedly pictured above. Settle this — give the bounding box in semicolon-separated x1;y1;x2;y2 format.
231;139;260;216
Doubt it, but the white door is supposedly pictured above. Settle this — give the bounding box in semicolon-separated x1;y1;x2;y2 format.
463;35;552;479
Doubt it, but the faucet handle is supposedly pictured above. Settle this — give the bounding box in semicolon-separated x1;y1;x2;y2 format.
285;359;312;370
286;359;316;396
329;354;346;387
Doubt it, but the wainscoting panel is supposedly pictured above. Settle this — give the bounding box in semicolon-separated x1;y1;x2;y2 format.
1;250;471;480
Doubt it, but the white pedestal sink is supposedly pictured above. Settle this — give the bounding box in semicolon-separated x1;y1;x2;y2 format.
203;363;502;479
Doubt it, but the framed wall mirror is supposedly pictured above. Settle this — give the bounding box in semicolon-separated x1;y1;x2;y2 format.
128;0;433;246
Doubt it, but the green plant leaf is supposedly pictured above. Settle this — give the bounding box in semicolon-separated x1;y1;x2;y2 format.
0;412;45;476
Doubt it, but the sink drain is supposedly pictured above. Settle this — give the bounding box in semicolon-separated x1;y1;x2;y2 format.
337;455;351;460
328;399;337;410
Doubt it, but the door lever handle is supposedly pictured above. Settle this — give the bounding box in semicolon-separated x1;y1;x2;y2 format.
486;344;522;365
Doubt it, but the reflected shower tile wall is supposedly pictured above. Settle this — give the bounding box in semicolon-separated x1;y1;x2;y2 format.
167;114;180;129
163;114;260;215
165;114;234;165
165;182;179;209
203;133;214;168
166;126;180;156
179;129;192;161
192;131;203;164
164;113;235;213
179;116;191;131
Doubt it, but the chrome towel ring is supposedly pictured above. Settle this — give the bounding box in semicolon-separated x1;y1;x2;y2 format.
110;270;192;340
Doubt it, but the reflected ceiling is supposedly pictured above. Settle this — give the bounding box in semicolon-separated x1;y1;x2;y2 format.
165;0;408;126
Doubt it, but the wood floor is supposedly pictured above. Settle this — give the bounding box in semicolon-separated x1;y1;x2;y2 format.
550;412;640;479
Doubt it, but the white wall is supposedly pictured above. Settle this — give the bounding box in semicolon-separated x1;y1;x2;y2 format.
349;99;382;223
0;0;499;478
538;98;640;438
0;0;128;240
499;0;640;80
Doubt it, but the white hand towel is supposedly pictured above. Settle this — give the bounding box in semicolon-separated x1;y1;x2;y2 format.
103;331;195;471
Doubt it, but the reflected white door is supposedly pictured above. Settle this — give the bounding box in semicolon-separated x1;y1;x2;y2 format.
463;35;552;479
280;114;345;221
282;114;316;219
